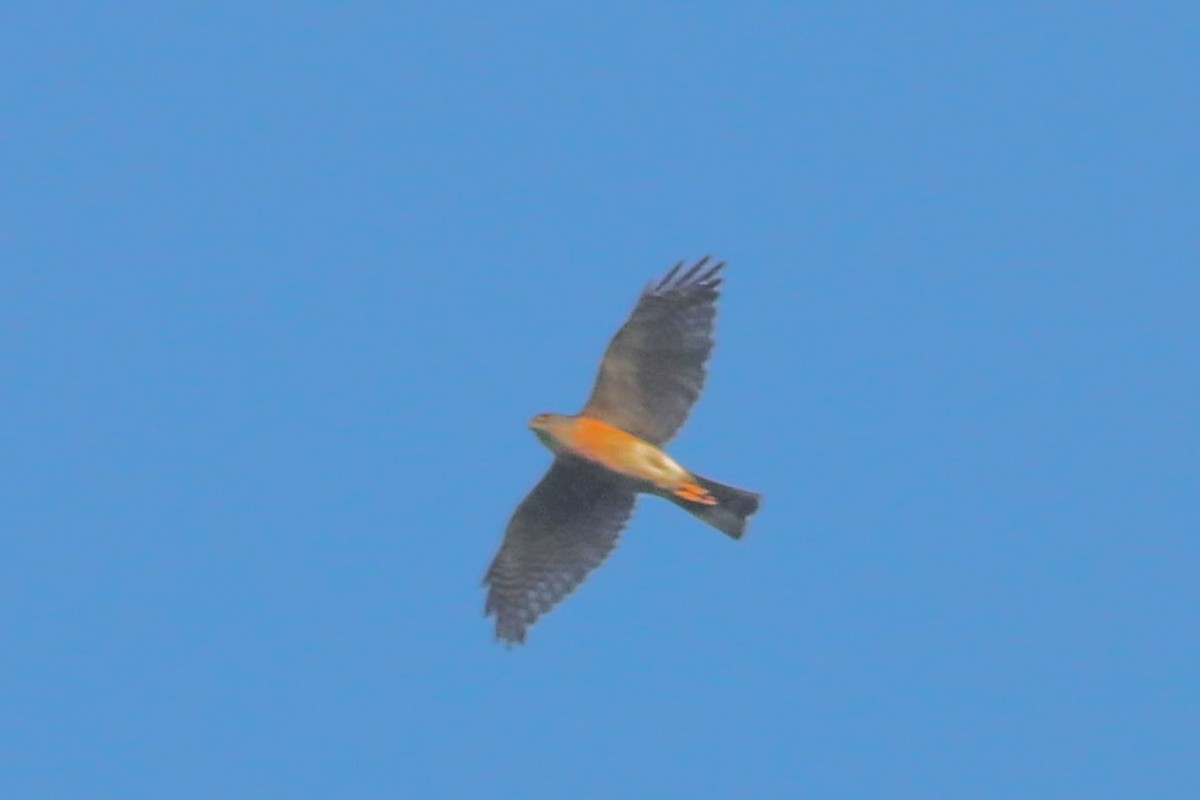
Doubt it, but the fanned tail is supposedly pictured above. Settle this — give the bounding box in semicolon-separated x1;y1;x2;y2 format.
666;474;761;539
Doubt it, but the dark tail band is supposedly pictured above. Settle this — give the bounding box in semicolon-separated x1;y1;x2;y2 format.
667;474;762;539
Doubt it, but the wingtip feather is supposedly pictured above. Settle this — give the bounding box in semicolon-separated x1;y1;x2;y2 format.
648;256;727;295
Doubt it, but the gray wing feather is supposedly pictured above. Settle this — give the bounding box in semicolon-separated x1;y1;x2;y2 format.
483;457;637;645
581;257;723;445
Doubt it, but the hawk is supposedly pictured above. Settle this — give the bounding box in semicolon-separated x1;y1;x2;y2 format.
483;258;761;644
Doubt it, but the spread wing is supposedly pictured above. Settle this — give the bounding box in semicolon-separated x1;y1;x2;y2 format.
483;457;637;645
581;258;724;445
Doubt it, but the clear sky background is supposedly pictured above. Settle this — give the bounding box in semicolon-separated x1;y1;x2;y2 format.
4;4;1197;798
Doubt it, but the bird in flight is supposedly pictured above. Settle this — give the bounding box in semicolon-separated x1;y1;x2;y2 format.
483;257;761;644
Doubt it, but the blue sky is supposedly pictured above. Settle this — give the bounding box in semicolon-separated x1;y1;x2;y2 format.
4;3;1197;797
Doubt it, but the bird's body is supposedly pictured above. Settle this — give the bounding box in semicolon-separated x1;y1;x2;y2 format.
532;414;693;497
483;258;761;644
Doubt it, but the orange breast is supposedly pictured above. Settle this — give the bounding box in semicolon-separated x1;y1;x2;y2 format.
567;416;646;472
564;415;693;492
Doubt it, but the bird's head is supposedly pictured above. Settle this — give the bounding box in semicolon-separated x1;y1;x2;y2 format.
529;412;569;453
